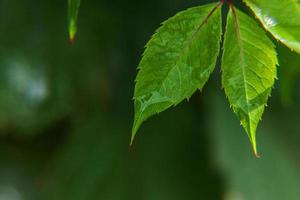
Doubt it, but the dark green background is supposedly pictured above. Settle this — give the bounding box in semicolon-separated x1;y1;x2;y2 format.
0;0;299;199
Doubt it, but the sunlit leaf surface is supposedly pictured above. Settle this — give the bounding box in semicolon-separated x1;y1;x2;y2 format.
221;7;278;156
132;3;222;143
243;0;300;54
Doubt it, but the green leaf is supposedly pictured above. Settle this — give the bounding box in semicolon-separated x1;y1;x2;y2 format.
243;0;300;54
221;7;278;156
131;2;222;144
68;0;81;43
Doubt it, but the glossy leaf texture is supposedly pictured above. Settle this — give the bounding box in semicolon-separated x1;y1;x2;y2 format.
68;0;81;43
221;7;278;156
243;0;300;54
131;2;222;144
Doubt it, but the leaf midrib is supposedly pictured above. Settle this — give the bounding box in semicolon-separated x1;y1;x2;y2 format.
136;3;222;101
231;6;253;136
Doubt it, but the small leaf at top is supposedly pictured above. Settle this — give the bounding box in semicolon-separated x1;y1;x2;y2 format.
243;0;300;54
131;2;222;144
221;6;278;156
68;0;81;44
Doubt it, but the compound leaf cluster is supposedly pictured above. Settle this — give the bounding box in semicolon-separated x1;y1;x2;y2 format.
132;0;300;156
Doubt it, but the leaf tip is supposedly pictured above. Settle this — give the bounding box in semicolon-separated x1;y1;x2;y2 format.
69;26;76;45
129;133;135;147
69;35;75;45
130;118;140;147
253;145;260;158
250;137;260;158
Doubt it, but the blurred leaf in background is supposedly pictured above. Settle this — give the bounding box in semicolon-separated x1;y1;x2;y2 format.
68;0;81;43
